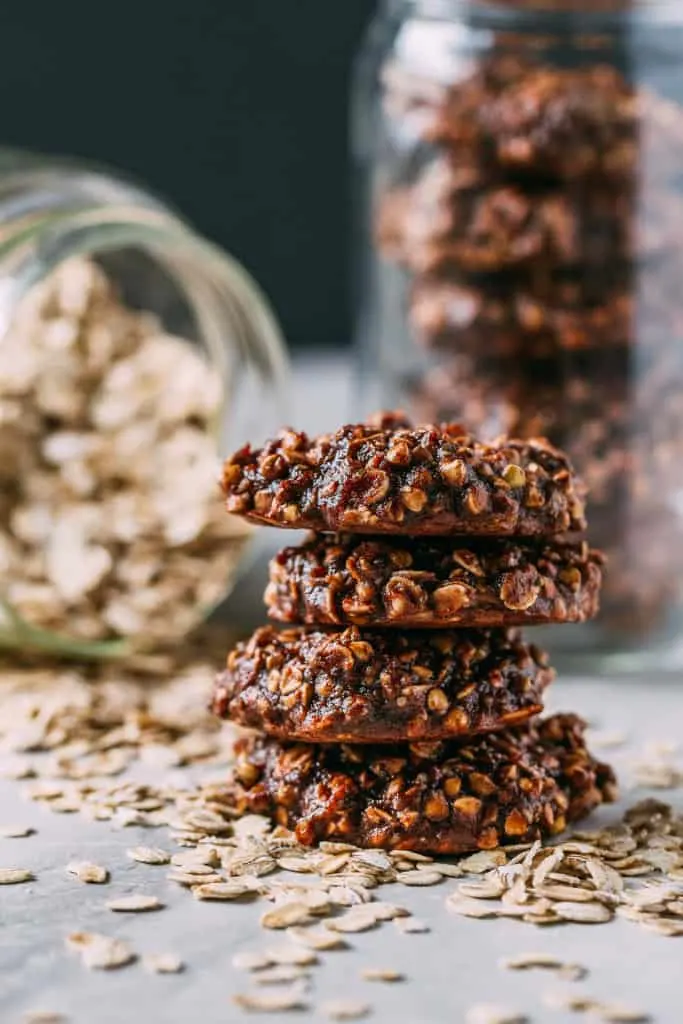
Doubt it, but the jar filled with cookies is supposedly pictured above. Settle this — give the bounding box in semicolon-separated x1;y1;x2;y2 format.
0;150;288;660
353;0;683;667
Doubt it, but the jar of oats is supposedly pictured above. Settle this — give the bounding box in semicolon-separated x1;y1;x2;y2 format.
0;150;288;659
354;0;683;670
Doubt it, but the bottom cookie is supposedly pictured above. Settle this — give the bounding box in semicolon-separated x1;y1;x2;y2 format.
227;714;616;854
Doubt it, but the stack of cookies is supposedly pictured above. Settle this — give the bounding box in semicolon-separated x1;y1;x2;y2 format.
215;413;616;853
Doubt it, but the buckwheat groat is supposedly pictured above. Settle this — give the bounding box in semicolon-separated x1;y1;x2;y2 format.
212;625;553;743
227;713;616;853
222;414;587;537
265;536;602;629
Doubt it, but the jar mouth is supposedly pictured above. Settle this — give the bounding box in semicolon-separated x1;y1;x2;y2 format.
388;0;683;26
0;205;289;450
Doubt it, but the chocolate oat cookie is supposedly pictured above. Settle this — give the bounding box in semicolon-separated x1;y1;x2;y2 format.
265;535;602;629
410;277;644;355
222;413;587;537
227;713;616;852
213;625;553;743
379;172;676;276
391;55;683;184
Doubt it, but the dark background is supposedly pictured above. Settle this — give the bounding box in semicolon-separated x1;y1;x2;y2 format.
3;1;373;348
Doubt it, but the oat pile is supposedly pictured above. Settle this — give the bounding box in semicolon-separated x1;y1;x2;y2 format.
0;256;250;657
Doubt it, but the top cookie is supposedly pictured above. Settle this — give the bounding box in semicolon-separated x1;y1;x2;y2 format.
222;413;586;537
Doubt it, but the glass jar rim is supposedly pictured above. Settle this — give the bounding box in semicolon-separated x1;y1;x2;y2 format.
385;0;683;25
0;203;289;419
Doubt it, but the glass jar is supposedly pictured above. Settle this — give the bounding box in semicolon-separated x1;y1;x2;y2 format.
0;149;288;660
353;0;683;669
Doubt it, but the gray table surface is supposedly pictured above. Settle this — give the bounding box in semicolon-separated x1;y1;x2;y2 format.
4;356;683;1024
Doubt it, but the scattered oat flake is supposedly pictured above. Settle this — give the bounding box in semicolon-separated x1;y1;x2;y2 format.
143;953;184;974
0;824;34;838
320;1000;371;1021
500;953;587;980
542;993;598;1012
267;946;318;967
597;1005;651;1023
127;846;170;865
260;902;313;929
233;989;307;1013
194;881;259;901
22;1014;66;1023
361;968;404;982
287;926;347;951
552;901;613;924
255;966;309;986
394;917;430;934
465;1005;528;1024
459;850;508;873
0;867;33;884
326;911;379;934
232;951;274;971
106;894;163;912
66;932;135;970
67;861;109;884
395;869;443;886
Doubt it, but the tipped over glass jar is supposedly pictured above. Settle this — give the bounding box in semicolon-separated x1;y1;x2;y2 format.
353;0;683;669
0;151;288;660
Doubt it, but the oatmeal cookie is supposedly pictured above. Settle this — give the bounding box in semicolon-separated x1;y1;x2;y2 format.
227;713;617;853
222;413;586;537
213;625;553;743
265;535;601;629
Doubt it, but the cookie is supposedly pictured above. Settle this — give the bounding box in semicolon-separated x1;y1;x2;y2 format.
387;54;683;184
379;170;676;276
213;625;553;743
222;413;587;537
410;277;641;355
266;535;602;629
226;713;617;853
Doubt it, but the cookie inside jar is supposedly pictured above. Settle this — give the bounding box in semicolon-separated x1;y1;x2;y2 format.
354;0;683;665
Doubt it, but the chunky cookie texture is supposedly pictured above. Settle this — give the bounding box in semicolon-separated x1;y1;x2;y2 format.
410;276;665;355
380;172;661;276
213;625;553;743
227;713;617;853
221;413;586;537
266;535;602;629
390;55;683;183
